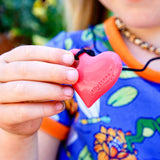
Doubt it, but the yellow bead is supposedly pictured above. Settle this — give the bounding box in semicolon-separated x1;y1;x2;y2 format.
149;45;156;52
122;30;131;38
115;18;125;30
155;48;160;55
134;38;142;45
140;42;149;49
129;34;136;42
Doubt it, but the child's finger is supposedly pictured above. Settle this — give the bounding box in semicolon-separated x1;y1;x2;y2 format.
0;45;74;66
0;101;64;126
0;81;74;103
0;61;78;84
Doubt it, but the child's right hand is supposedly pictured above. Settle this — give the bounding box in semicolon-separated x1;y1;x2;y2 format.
0;45;78;137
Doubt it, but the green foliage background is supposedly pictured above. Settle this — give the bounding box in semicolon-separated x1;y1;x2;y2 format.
0;0;65;45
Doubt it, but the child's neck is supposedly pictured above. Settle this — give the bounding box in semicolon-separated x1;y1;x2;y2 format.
128;26;160;48
123;26;160;71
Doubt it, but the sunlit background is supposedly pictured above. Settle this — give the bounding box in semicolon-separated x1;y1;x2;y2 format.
0;0;65;54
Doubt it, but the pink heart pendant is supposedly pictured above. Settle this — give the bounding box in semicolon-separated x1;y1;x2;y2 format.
71;49;122;108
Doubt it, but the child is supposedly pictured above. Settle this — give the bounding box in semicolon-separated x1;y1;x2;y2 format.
0;0;160;159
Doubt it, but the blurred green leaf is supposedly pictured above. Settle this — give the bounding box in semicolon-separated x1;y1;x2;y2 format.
0;0;65;44
108;86;138;107
65;38;73;50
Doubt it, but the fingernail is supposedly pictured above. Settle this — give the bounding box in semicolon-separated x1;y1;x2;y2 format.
62;52;74;65
66;69;78;82
63;87;74;96
55;102;64;111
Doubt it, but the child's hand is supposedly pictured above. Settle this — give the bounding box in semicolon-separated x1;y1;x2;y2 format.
0;45;78;136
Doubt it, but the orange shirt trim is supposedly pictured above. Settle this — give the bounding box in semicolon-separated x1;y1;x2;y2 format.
104;17;160;83
40;117;70;140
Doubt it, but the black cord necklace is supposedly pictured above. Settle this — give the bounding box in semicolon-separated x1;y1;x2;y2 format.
74;25;160;72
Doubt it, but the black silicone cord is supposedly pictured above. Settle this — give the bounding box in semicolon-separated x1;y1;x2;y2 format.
74;25;160;72
75;49;160;72
74;49;95;60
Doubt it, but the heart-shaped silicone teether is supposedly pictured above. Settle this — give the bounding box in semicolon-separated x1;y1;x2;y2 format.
71;49;122;108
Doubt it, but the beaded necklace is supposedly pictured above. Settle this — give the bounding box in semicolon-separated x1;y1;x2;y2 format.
115;17;160;56
74;21;160;73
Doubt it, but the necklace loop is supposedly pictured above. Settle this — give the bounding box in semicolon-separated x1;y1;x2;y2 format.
115;17;160;56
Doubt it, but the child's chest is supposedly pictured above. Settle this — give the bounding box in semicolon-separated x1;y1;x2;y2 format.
72;77;160;160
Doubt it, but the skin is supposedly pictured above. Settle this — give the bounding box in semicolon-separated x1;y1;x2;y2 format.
0;45;78;160
99;0;160;28
99;0;160;71
1;0;160;159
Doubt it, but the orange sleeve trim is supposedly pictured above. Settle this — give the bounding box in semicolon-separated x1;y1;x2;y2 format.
40;117;70;140
104;17;160;83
